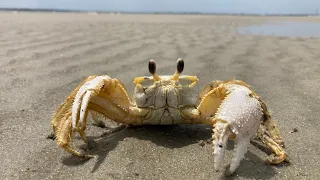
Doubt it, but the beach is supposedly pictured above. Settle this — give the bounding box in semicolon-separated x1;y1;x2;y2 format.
0;12;319;179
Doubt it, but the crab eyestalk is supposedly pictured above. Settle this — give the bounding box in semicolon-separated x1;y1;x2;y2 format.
149;59;161;81
213;122;231;172
171;58;184;81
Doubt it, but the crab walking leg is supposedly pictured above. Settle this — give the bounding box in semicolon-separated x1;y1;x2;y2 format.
72;76;109;130
71;76;112;144
72;75;139;129
70;90;93;143
198;80;224;103
78;91;93;129
71;81;94;130
258;98;285;146
51;76;98;158
51;75;147;158
257;98;287;164
56;112;93;158
51;76;97;134
188;82;228;125
259;132;287;164
176;75;199;88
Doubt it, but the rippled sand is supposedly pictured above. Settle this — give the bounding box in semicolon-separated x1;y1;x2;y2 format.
1;12;320;179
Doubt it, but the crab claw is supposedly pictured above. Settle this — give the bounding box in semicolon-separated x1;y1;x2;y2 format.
213;144;226;172
212;122;230;172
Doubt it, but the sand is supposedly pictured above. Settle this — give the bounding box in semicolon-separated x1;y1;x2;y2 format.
0;12;319;180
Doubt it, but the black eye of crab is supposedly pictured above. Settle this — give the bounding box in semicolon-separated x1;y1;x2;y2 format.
218;144;223;148
177;58;184;74
148;59;156;74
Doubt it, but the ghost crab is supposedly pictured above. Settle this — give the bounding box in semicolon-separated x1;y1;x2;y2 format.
51;58;287;174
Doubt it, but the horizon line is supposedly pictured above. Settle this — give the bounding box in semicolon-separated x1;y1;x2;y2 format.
0;7;319;16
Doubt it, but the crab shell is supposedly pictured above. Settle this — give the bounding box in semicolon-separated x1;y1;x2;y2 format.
133;75;200;125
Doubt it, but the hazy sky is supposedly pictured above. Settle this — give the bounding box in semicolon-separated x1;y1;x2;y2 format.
0;0;319;14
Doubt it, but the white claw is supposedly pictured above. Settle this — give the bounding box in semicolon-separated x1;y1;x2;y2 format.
213;83;263;174
79;91;93;129
229;139;249;174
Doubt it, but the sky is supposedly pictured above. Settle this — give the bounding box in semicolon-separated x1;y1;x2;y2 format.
0;0;319;14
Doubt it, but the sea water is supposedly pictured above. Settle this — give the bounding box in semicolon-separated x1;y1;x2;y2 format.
237;21;320;37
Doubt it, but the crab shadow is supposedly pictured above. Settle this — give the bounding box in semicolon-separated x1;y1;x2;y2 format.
62;124;212;172
62;124;282;178
220;141;279;179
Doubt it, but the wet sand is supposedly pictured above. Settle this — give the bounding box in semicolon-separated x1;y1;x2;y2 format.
0;12;319;179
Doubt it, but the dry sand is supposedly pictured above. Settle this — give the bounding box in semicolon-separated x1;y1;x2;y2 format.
0;12;319;180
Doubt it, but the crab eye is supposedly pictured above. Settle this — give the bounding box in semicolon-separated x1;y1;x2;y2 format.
218;144;223;148
177;58;184;74
148;59;156;74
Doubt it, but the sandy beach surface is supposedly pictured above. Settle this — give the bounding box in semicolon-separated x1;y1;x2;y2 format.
0;12;319;180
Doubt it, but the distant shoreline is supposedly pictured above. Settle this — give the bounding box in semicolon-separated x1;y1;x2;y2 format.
0;7;318;17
